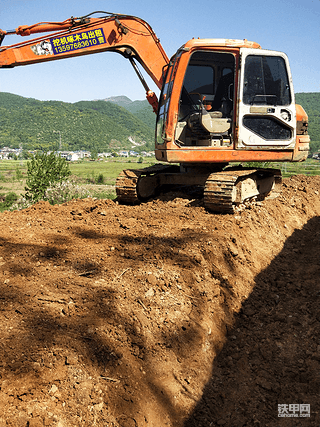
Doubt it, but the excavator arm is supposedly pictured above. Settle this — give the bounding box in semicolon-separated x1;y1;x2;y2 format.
0;12;170;112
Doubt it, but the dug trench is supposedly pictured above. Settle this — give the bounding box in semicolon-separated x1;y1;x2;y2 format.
0;174;319;427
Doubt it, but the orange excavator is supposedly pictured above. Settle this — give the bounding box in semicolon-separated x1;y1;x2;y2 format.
0;11;310;213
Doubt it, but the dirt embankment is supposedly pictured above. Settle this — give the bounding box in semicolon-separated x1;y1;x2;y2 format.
0;174;319;427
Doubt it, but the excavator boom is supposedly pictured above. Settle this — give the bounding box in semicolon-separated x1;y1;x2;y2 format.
0;13;169;111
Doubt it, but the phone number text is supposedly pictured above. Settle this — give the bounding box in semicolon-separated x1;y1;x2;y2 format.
50;28;106;55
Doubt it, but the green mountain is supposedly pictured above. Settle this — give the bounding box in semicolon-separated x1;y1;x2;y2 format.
101;96;143;112
0;91;318;155
295;93;320;154
0;92;154;152
102;96;156;129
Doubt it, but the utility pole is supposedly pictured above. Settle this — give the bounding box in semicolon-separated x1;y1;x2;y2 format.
53;130;62;151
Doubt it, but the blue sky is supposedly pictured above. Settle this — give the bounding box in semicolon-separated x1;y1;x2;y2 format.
1;0;319;102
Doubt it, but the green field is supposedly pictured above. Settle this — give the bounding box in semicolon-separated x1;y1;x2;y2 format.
0;157;319;212
69;158;157;185
273;160;320;177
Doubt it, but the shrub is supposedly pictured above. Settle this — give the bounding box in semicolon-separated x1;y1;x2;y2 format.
25;152;71;202
15;167;24;181
8;196;33;212
85;172;105;184
44;180;90;205
95;173;105;184
0;192;18;212
10;180;90;210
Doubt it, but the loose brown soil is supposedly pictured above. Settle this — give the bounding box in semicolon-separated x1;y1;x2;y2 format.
0;174;319;427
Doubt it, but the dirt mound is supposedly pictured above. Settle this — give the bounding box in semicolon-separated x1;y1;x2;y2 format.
0;175;319;427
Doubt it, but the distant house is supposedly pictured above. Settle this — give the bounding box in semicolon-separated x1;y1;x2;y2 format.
98;152;112;159
119;151;129;157
71;151;91;159
66;152;81;162
129;150;139;157
0;147;17;159
57;151;70;159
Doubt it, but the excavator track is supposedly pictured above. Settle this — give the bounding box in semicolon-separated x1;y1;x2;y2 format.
204;172;238;213
116;165;282;214
115;164;175;204
204;168;282;213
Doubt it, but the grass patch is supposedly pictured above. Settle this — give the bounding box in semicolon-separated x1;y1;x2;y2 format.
69;158;157;185
273;159;320;178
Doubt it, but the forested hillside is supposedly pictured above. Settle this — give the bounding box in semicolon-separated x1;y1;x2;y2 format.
102;95;156;129
0;92;154;152
0;91;318;154
295;93;320;154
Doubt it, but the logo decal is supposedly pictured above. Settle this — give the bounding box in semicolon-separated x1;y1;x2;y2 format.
278;404;310;418
31;40;53;56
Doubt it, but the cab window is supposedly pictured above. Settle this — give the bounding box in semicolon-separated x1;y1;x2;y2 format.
243;55;291;106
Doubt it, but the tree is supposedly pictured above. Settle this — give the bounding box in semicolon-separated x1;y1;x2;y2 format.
25;152;71;202
19;150;31;160
90;149;98;160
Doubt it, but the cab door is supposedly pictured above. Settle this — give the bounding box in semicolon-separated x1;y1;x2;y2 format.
237;49;296;149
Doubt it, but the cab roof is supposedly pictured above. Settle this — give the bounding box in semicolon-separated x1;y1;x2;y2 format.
183;38;261;49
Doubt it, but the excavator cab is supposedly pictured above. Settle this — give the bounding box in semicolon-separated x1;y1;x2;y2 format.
176;50;235;147
156;48;236;151
155;41;301;165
